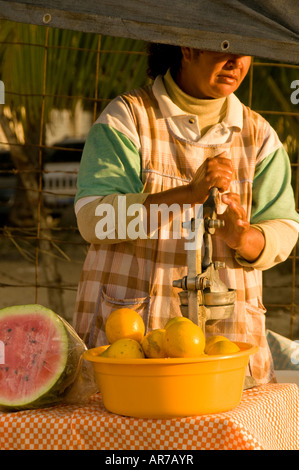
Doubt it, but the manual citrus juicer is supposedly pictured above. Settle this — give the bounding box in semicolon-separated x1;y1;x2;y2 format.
173;187;236;333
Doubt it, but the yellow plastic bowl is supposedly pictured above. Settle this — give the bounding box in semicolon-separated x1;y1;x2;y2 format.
84;342;258;419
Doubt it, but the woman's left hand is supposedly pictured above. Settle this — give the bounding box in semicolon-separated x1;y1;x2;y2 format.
215;192;265;261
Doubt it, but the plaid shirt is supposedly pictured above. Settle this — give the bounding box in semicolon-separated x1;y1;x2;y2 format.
73;77;284;384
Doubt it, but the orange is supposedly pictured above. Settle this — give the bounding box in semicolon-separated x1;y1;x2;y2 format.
205;335;230;354
164;316;192;329
207;340;240;356
163;321;205;358
105;308;145;344
105;338;145;359
141;329;167;358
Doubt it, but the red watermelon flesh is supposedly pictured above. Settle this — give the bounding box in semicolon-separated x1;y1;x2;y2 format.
0;304;82;410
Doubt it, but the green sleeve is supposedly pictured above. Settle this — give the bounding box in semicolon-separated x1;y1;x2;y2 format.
75;123;144;204
251;146;299;224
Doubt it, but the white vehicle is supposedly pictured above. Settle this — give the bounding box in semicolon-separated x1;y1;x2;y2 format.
43;139;84;208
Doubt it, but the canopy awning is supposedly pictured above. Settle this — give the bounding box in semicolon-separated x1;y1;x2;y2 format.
1;0;299;63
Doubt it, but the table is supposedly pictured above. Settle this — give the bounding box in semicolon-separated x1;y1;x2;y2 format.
0;383;298;450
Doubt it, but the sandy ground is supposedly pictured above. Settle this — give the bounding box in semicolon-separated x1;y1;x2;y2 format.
0;207;298;339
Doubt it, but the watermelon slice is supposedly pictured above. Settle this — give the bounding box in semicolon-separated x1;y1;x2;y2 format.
0;304;86;411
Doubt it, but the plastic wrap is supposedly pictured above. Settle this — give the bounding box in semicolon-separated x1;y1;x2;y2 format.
0;304;99;411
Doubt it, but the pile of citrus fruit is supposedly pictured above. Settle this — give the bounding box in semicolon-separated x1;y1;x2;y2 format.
98;308;241;359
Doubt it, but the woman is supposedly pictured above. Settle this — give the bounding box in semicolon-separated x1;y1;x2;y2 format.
73;44;299;384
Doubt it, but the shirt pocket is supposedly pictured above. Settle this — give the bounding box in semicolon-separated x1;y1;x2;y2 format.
245;302;273;381
245;301;267;342
88;285;151;347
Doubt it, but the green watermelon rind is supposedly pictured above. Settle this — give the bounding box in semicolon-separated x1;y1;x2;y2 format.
0;304;85;411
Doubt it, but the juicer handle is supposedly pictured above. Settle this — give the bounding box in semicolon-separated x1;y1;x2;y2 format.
210;186;218;203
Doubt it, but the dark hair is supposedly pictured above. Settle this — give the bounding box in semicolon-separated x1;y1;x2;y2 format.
147;43;182;79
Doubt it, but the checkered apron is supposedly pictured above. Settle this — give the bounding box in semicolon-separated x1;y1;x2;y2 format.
74;85;275;384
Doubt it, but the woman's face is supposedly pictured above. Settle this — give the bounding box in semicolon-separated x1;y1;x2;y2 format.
176;48;252;99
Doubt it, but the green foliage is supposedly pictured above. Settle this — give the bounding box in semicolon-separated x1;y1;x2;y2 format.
0;21;46;137
0;20;149;138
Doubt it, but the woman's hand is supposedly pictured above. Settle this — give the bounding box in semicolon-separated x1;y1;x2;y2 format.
216;192;265;262
144;152;234;235
188;151;233;204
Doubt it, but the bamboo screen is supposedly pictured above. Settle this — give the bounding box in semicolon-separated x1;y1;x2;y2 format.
0;21;298;339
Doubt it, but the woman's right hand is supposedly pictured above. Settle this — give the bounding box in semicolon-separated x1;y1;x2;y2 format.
143;151;233;234
188;151;233;204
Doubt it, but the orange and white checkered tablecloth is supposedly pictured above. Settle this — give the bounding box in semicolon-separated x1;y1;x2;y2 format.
0;383;298;450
